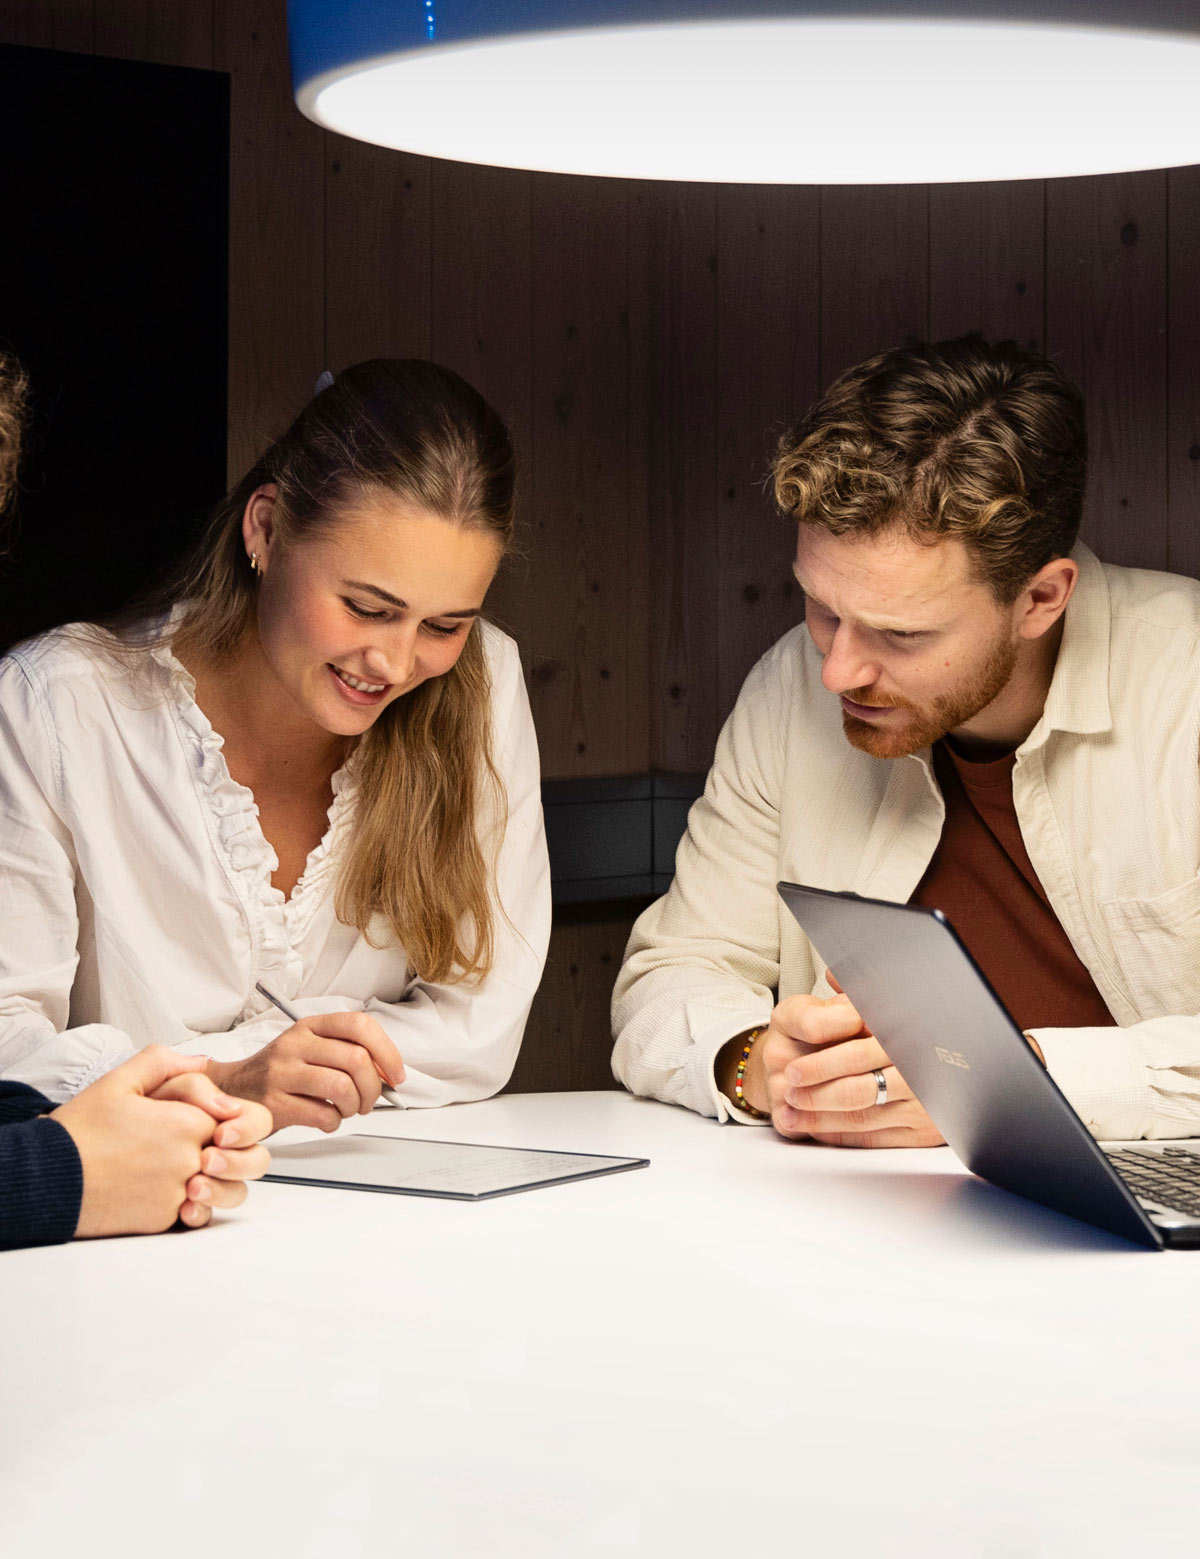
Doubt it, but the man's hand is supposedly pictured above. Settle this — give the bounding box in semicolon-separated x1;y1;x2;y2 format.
736;976;945;1149
51;1047;243;1237
204;1011;405;1133
149;1072;272;1227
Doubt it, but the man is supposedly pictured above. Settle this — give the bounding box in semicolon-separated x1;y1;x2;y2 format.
0;347;272;1247
613;334;1200;1146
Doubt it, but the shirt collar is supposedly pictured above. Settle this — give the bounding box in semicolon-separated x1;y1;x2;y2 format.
1020;540;1113;751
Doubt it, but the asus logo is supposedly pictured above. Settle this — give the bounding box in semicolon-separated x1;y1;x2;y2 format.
935;1046;971;1070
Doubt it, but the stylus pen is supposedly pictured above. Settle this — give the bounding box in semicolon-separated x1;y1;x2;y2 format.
255;980;302;1026
254;980;399;1103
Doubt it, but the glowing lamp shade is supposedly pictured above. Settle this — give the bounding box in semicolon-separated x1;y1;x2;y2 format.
289;1;1200;184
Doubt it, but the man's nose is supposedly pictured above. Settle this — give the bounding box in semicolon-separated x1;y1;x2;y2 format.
820;625;880;695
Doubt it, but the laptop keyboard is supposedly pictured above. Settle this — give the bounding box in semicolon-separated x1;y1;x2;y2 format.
1106;1148;1200;1218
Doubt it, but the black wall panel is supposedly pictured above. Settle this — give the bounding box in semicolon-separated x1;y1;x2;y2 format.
0;44;228;649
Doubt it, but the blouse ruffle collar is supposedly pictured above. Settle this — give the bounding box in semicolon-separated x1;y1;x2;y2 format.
148;629;357;998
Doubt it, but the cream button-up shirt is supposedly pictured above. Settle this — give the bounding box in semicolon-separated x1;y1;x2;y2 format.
613;544;1200;1141
0;619;551;1105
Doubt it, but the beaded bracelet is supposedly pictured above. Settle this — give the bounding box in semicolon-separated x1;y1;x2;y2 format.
733;1028;769;1119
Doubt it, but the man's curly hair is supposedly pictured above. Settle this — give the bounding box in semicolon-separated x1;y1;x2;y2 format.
0;348;29;518
772;335;1087;604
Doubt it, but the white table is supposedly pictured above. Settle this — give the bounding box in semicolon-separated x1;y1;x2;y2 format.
2;1091;1197;1559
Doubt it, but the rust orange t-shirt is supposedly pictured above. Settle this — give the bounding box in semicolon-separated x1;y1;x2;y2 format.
912;741;1115;1033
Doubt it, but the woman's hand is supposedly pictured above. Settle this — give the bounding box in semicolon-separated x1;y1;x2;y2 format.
205;1011;406;1133
148;1071;273;1227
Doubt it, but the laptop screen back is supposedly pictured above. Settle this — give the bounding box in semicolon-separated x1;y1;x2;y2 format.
776;881;1158;1248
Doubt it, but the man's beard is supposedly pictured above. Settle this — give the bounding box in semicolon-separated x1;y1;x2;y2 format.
840;631;1019;759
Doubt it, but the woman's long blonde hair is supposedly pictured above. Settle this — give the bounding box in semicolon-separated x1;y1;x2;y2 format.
172;359;516;984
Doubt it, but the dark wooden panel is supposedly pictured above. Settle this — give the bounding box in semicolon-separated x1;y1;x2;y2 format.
624;179;653;777
429;159;534;664
325;138;432;370
638;180;720;773
0;1;95;50
215;0;325;482
1046;171;1169;570
818;184;930;383
429;160;532;460
928;179;1045;348
715;183;819;721
527;173;646;778
1168;165;1200;580
94;0;213;67
507;903;639;1094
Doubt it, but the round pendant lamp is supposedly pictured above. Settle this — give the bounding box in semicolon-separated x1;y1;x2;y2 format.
289;1;1200;184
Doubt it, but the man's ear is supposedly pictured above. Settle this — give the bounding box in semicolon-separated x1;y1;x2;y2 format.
1017;556;1078;641
241;482;279;562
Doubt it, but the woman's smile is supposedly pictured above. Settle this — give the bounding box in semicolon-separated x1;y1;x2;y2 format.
329;663;390;702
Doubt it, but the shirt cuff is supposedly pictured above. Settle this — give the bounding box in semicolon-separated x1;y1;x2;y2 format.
1030;1024;1153;1141
720;1091;773;1126
73;1045;137;1093
691;1013;772;1125
3;1023;139;1103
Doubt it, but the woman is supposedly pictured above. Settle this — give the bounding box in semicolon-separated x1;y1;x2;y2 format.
0;359;551;1132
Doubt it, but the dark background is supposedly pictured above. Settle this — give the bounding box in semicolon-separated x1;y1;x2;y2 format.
0;43;227;649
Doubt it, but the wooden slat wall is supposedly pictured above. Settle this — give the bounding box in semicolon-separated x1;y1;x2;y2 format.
429;161;534;663
1047;171;1170;571
1168;166;1200;580
819;186;930;377
94;2;212;65
2;1;95;51
5;1;1200;1087
928;180;1045;348
525;173;646;776
325;143;432;369
216;1;326;479
714;185;821;730
640;182;720;775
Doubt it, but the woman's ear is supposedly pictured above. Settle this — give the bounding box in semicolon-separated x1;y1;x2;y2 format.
241;483;279;568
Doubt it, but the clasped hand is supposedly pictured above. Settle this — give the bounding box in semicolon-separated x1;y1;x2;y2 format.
743;975;945;1149
51;1046;272;1236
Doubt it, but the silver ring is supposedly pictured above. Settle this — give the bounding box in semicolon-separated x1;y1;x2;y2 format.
871;1068;888;1107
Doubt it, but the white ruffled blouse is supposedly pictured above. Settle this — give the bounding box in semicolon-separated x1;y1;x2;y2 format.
0;619;551;1104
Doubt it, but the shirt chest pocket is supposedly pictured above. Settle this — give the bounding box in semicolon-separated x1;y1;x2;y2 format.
1100;876;1200;1020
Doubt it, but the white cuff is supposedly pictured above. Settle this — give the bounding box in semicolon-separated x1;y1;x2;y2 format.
1030;1024;1153;1141
693;1014;772;1125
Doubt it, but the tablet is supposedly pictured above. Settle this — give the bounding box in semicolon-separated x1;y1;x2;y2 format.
263;1133;650;1201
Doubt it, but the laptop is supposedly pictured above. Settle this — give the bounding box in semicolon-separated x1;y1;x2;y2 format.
776;880;1200;1250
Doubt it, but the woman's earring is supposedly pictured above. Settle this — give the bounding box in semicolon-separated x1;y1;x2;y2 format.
249;551;262;576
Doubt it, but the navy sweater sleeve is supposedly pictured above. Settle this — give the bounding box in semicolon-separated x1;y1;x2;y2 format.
1;1081;84;1250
